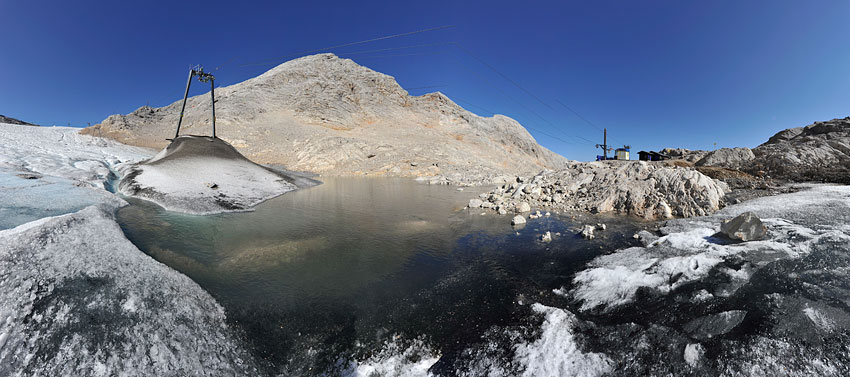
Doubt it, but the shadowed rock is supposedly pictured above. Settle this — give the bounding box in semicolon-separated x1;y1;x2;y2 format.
0;115;38;126
683;310;747;340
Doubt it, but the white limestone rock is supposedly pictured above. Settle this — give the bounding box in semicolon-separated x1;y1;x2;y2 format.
474;161;728;219
750;117;850;182
516;202;531;213
720;211;767;241
580;225;595;240
695;147;755;169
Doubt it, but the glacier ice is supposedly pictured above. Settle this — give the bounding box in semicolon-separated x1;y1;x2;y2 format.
0;206;259;376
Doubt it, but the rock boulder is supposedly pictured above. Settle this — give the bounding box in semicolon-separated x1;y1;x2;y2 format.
719;212;767;241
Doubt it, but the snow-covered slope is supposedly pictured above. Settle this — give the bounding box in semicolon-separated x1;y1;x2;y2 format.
0;123;151;186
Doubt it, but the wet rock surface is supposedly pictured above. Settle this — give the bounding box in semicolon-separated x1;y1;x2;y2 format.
683;310;748;340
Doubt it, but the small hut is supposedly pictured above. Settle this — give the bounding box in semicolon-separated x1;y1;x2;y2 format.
638;151;670;161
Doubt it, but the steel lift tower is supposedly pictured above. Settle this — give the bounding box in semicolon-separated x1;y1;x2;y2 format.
172;65;217;140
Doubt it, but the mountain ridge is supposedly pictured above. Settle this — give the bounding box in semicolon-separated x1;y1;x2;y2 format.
83;53;569;184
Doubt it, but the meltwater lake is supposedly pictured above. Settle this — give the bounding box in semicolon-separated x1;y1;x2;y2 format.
116;177;850;376
116;177;645;376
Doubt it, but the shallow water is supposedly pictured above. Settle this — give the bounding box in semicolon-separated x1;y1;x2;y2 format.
117;177;644;375
0;170;114;230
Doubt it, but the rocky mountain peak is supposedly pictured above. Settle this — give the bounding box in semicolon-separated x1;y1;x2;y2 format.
83;53;568;184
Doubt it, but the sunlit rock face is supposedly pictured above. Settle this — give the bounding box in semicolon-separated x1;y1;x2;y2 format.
83;53;569;185
118;135;315;215
472;161;729;220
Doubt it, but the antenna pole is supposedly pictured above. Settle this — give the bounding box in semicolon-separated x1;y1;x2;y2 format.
603;128;607;160
594;128;612;160
175;69;195;139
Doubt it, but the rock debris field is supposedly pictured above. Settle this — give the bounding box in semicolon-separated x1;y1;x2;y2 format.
468;160;729;221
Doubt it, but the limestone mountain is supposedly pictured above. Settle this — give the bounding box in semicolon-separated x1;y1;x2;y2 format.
83;53;568;184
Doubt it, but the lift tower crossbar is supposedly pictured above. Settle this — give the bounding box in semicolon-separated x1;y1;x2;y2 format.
173;65;217;140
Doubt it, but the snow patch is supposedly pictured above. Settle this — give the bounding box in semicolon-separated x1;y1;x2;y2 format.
512;304;612;377
683;343;704;367
351;337;438;377
118;136;303;214
0;123;150;186
803;307;835;332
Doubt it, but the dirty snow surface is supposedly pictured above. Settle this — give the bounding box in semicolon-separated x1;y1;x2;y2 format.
0;206;258;376
0;123;151;186
0;123;150;229
554;183;850;375
118;135;300;214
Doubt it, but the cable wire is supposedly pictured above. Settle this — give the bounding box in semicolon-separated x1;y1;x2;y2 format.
239;25;455;67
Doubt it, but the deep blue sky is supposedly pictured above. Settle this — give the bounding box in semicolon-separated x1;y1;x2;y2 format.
2;1;848;160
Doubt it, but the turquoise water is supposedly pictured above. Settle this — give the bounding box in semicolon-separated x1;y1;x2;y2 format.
0;171;113;230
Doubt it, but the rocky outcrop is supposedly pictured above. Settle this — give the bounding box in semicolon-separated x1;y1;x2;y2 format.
0;115;38;126
749;117;850;183
695;147;755;169
83;54;568;185
661;148;709;163
472;161;728;219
